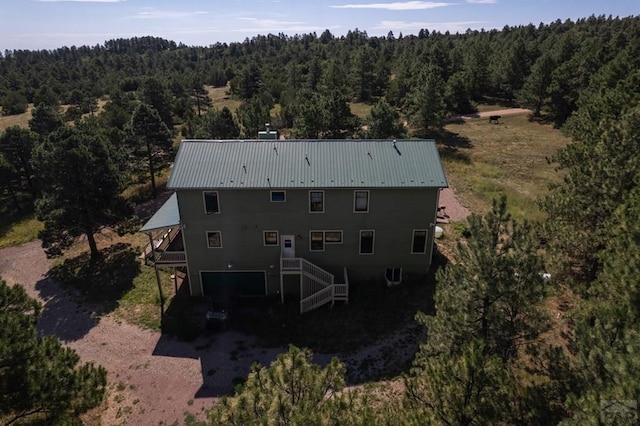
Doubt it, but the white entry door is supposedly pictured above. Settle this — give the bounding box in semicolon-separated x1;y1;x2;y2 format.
281;235;295;258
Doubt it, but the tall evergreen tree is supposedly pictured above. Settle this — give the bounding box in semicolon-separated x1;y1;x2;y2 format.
0;126;37;199
417;197;550;361
405;65;446;136
126;103;172;198
139;77;173;128
28;103;64;139
33;122;131;258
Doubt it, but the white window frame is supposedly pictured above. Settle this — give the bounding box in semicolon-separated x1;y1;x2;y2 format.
206;230;223;248
310;230;325;251
354;190;369;213
263;230;279;246
385;267;403;286
411;229;428;254
203;191;220;214
359;230;375;255
324;230;343;244
309;190;324;213
270;190;286;202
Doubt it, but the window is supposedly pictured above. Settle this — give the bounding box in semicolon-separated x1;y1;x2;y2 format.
412;230;428;254
310;231;324;251
385;267;403;285
264;230;279;246
359;230;375;254
309;191;324;213
270;191;286;202
324;231;343;244
206;231;222;248
354;190;369;212
203;191;220;214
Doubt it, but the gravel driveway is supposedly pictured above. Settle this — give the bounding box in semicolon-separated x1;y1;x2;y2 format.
0;190;471;425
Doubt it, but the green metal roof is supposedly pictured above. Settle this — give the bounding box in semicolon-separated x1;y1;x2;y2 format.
140;193;181;232
167;139;448;189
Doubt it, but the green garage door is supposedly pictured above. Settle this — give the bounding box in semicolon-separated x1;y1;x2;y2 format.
201;271;266;297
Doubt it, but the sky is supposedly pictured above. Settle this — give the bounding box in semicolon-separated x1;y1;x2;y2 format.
0;0;638;52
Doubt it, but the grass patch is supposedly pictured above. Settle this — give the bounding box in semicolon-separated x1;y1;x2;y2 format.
205;85;242;113
349;102;373;120
46;230;175;330
0;106;33;131
441;110;570;220
0;215;43;248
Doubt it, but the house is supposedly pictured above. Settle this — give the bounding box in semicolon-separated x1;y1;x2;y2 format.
141;139;448;313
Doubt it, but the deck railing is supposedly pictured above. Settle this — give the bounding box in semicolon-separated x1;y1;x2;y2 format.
281;257;335;285
300;286;334;313
284;258;348;313
153;250;186;265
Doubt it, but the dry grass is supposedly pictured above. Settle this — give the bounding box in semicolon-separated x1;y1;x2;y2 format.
350;102;373;120
205;85;242;112
0;106;33;130
440;112;571;221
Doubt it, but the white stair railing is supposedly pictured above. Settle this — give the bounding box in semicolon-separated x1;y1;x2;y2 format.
281;257;348;313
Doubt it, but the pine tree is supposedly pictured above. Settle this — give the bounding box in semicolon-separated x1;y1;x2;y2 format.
33;122;131;258
127;103;172;198
0;280;106;424
207;345;351;425
417;197;550;361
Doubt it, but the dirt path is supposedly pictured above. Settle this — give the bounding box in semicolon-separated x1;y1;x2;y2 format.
0;190;471;425
450;107;531;121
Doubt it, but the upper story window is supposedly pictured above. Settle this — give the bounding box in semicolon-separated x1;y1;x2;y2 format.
359;230;375;255
206;231;222;248
270;191;286;202
203;191;220;214
354;190;369;213
411;230;428;254
309;191;324;213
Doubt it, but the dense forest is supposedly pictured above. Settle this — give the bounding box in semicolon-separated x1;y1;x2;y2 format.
1;14;640;424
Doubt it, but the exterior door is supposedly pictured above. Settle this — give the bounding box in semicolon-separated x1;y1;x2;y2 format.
281;235;295;258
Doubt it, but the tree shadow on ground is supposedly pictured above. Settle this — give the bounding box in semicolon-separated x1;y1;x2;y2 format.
47;242;140;316
34;276;100;342
154;256;446;397
437;130;473;164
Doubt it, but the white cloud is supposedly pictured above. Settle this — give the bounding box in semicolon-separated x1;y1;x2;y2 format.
232;17;338;33
375;19;488;33
331;1;453;10
466;0;497;3
127;8;208;20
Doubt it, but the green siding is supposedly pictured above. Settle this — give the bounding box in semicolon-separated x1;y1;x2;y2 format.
178;186;440;296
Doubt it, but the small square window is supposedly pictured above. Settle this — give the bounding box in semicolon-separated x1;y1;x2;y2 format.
310;231;324;251
264;231;279;246
412;230;428;254
324;231;343;244
309;191;324;213
359;230;374;254
206;231;222;248
354;190;369;212
270;191;286;202
203;191;220;214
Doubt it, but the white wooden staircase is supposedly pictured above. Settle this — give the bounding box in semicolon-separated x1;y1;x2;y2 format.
280;258;349;313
